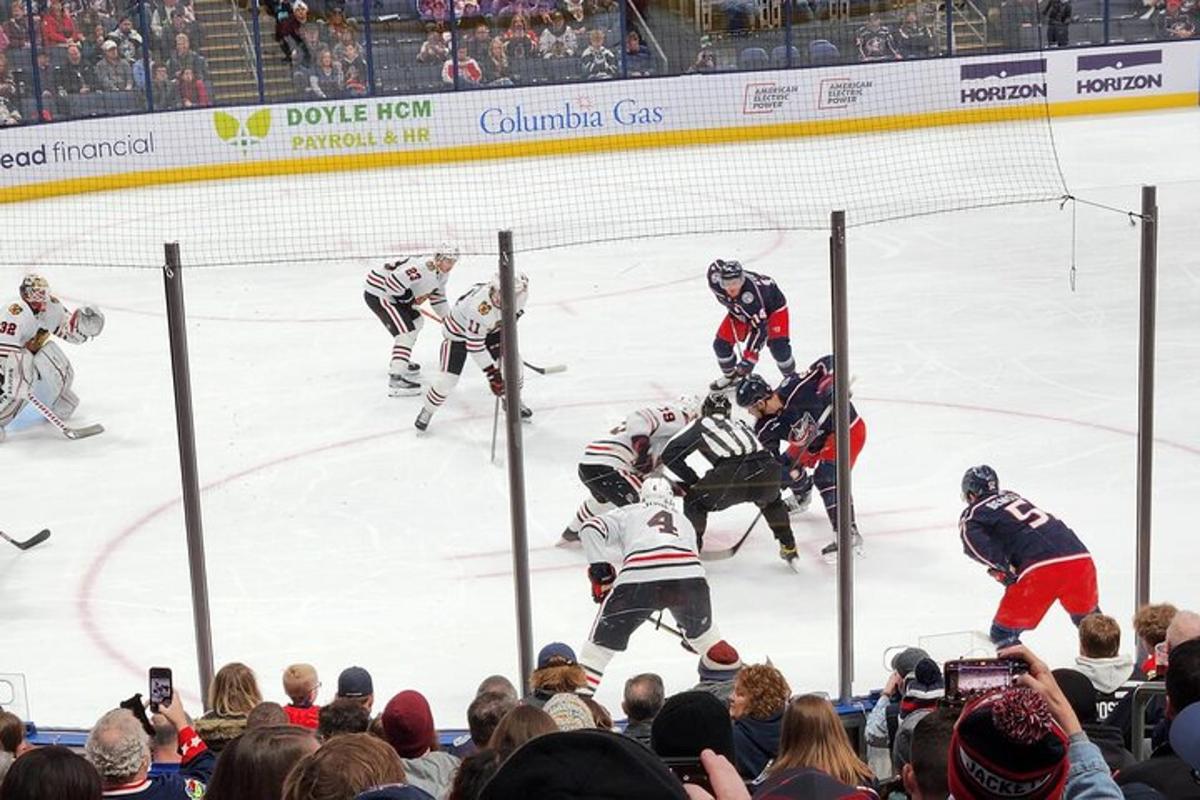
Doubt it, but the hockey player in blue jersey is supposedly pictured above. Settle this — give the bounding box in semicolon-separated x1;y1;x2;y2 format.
707;259;794;391
736;355;866;560
959;465;1100;647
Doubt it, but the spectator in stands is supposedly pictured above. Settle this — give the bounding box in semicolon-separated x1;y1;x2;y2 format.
325;6;350;39
1052;668;1136;772
416;26;449;63
525;643;587;708
441;43;481;85
308;47;344;97
150;61;178;107
866;654;944;779
85;691;214;799
148;713;182;772
539;10;576;56
650;691;737;765
1167;609;1200;650
730;662;790;779
205;725;318;800
275;0;311;67
0;710;27;760
176;64;208;104
584;696;614;730
34;48;55;116
480;36;511;84
4;1;29;50
344;61;366;94
333;29;361;64
168;11;202;55
282;733;409;800
486;704;556;760
1134;603;1178;679
0;745;103;800
447;749;501;800
465;691;517;755
503;14;537;60
319;697;372;740
301;22;322;56
1075;613;1135;716
717;0;753;31
767;694;876;789
0;22;8;51
477;675;518;701
896;9;935;57
901;709;956;800
150;0;185;57
247;701;290;728
1041;0;1071;46
467;21;491;62
0;51;18;106
338;666;376;714
84;22;108;64
580;27;616;77
621;673;664;748
856;13;901;60
419;0;449;23
195;661;261;752
44;0;83;46
686;35;718;72
168;32;205;80
95;39;133;90
1164;0;1196;36
381;690;461;797
107;16;140;62
624;29;653;75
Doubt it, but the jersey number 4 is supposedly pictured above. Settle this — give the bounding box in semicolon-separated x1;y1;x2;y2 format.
647;510;678;536
1005;499;1051;529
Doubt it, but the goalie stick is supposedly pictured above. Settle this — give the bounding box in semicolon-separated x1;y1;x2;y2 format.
0;528;51;551
27;394;104;440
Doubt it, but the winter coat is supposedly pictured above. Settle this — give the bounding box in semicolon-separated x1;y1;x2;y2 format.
1081;722;1135;773
284;703;320;729
43;11;79;45
56;60;95;94
193;712;247;753
538;24;575;57
733;712;782;779
95;57;133;91
177;75;208;105
101;725;215;800
400;750;461;799
622;718;654;748
1116;740;1200;798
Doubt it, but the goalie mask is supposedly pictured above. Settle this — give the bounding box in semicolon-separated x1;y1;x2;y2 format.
20;274;50;313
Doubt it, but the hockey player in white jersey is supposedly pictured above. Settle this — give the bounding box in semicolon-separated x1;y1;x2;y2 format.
414;272;530;432
363;243;458;397
0;274;104;441
576;477;738;694
558;396;700;546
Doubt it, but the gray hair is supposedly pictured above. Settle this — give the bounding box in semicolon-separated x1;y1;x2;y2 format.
85;709;150;783
1168;610;1200;649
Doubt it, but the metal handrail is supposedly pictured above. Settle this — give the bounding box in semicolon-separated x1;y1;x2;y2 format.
627;0;670;72
1131;681;1166;762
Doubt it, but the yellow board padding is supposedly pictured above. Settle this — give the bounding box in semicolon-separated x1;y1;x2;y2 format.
0;91;1194;206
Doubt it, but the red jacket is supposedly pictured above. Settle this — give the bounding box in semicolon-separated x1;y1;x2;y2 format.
284;704;320;729
43;11;79;45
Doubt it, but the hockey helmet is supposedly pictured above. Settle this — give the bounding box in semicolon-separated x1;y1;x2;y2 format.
640;476;676;509
20;274;49;311
677;394;702;422
711;259;743;285
488;272;529;310
701;393;731;418
961;465;999;501
433;241;460;269
735;374;772;408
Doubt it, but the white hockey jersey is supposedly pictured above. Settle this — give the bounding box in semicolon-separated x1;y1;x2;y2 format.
580;404;694;472
442;281;527;369
581;502;705;587
363;257;450;317
0;296;83;360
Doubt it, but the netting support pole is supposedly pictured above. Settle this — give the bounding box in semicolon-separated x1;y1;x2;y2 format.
163;243;215;709
1135;186;1157;610
830;210;854;704
499;230;535;695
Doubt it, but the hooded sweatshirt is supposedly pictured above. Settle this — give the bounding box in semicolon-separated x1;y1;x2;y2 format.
400;750;460;799
1076;653;1135;694
732;712;782;780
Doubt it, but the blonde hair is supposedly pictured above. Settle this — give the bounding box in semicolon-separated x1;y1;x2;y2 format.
209;662;263;717
770;695;874;787
283;664;319;703
735;664;791;720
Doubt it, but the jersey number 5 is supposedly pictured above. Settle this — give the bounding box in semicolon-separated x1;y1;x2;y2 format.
647;510;678;536
1005;499;1050;529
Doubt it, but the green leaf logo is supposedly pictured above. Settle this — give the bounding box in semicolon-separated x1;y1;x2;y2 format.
213;111;239;142
213;109;272;149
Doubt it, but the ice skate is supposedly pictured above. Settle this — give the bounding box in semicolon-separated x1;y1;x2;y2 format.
389;373;422;397
414;407;432;431
820;529;863;563
557;527;581;548
779;543;801;572
783;488;811;515
502;397;533;422
709;373;737;392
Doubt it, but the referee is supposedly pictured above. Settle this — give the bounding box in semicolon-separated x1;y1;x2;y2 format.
660;394;798;566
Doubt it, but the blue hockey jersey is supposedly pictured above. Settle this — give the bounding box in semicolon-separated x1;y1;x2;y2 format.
706;265;787;353
959;490;1090;578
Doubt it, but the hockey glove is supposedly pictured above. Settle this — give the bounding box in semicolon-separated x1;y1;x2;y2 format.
75;306;105;338
484;364;505;397
734;357;757;378
988;568;1018;586
588;562;616;604
631;435;653;474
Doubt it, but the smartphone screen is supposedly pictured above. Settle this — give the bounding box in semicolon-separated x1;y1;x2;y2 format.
149;667;173;711
662;757;712;792
956;664;1013;693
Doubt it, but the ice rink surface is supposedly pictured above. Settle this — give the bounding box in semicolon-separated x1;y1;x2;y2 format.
2;108;1198;727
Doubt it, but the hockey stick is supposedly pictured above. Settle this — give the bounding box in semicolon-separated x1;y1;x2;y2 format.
652;611;697;654
701;510;763;562
27;394;104;440
0;528;51;551
489;396;501;464
522;360;566;375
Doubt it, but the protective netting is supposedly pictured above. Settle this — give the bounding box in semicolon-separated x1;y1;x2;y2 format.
0;0;1078;267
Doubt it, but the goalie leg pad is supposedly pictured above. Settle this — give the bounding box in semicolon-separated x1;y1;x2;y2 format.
0;351;35;428
33;341;78;419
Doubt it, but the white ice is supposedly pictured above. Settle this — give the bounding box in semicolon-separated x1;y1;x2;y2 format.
1;108;1198;729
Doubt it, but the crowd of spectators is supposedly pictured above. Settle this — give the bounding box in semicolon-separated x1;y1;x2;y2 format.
2;601;1200;799
0;0;209;120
